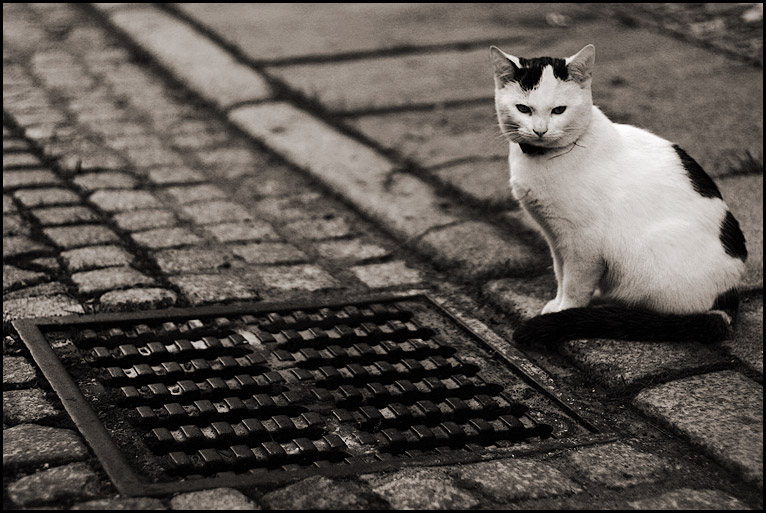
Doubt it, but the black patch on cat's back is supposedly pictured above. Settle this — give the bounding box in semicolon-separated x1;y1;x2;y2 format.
517;57;568;91
672;144;722;199
719;210;748;261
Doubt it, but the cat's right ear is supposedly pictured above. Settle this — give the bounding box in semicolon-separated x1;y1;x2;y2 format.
490;46;520;87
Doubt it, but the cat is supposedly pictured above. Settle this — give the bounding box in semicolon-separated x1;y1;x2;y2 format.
490;44;747;346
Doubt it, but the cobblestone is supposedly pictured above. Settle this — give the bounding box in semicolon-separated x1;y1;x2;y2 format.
626;488;751;510
170;273;259;305
2;151;43;168
2;169;61;189
4;281;69;299
3;214;30;236
723;295;763;375
61;244;134;272
72;171;138;191
98;287;178;311
362;468;480;509
181;200;253;225
154;247;233;274
43;224;120;249
130;227;202;249
231;242;307;265
163;184;228;204
70;266;155;295
89;189;160;212
169;488;259;510
147;166;206;185
112;209;178;232
3;356;38;387
13;187;81;208
3;424;90;472
3;388;63;425
258;264;340;292
260;475;383;510
282;217;352;240
314;239;390;262
73;498;168;510
3;294;84;323
6;462;104;508
205;221;281;243
566;442;672;489
30;205;100;226
3;264;47;292
350;261;423;288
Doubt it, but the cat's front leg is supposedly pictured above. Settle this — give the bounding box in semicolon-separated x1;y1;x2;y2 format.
556;257;605;311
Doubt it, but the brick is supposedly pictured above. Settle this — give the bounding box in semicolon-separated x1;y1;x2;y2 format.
3;356;38;387
98;287;178;312
282;217;351;240
453;458;582;501
3;294;84;323
351;261;423;288
3;425;89;472
61;245;134;272
71;266;155;295
3;265;47;292
633;371;763;485
131;227;202;249
231;242;307;265
112;209;178;232
89;189;160;212
3;236;53;259
169;488;259;510
2;169;61;189
30;205;100;226
260;475;382;510
314;239;390;262
147;166;206;185
72;171;137;191
163;184;227;204
362;468;479;510
14;187;81;208
258;264;339;292
626;488;750;510
206;221;281;243
181;200;253;225
170;273;259;305
3;388;63;425
105;6;271;109
44;224;120;249
566;442;671;489
6;462;103;507
154;248;233;274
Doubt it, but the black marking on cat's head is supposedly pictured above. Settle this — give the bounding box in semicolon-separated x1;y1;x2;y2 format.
672;144;722;199
516;57;568;91
719;210;748;261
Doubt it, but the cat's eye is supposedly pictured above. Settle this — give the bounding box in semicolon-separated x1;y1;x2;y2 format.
551;106;567;115
516;104;531;114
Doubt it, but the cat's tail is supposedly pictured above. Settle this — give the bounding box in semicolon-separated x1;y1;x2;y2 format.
513;289;740;346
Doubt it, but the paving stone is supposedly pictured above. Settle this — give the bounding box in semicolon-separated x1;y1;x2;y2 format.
231;242;307;265
30;205;100;226
13;187;81;208
181;200;253;225
432;158;516;209
2;235;53;259
170;273;259;305
4;281;69;300
44;224;120;249
362;468;479;510
98;287;178;312
258;264;340;292
155;248;233;274
163;184;228;204
314;239;390;262
89;189;160;212
252;194;322;222
112;208;178;232
453;458;582;502
3;194;18;214
2;168;61;189
194;147;262;180
169;488;259;510
73;497;168;510
130;227;202;249
718;174;763;289
29;257;61;272
72;171;138;191
2;151;42;168
147;166;206;185
561;338;725;391
3;388;63;425
350;261;423;288
3;356;38;387
3;294;84;323
3;214;30;236
633;371;763;485
3;137;31;152
3;424;89;472
566;442;671;489
282;217;352;240
105;6;271;109
722;295;763;375
6;462;103;507
61;244;134;272
3;264;47;292
626;488;750;510
483;275;557;320
417;221;540;277
124;144;186;168
71;266;155;295
206;221;281;243
260;475;383;510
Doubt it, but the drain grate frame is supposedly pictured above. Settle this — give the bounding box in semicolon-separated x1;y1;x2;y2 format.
14;292;617;496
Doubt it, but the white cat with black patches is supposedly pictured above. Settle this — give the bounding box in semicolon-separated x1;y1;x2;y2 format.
490;44;747;345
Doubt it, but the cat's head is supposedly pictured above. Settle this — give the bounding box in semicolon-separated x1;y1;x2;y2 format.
491;44;595;149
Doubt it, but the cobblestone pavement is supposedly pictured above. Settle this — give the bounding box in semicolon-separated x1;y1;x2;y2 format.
3;3;763;510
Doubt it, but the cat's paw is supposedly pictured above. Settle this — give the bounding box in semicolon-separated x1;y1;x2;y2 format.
541;299;561;315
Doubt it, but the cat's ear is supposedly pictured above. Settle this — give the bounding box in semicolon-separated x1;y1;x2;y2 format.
490;46;521;87
566;44;595;84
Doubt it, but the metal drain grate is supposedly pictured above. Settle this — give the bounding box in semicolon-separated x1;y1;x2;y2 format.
14;293;613;496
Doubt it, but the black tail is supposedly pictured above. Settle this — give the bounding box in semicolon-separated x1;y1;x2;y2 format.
514;289;739;347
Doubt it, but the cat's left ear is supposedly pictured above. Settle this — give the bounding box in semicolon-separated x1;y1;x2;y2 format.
566;44;595;85
490;46;521;87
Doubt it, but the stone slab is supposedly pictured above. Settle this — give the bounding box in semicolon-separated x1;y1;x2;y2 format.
718;173;763;290
632;370;763;486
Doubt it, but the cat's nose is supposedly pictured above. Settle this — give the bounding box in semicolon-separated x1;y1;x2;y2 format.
533;129;547;137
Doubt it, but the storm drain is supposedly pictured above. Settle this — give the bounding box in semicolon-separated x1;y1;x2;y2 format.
14;293;610;496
